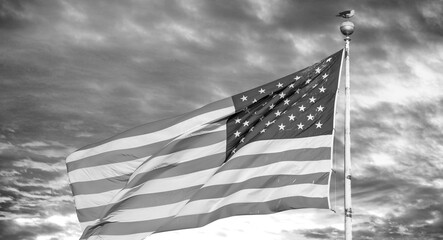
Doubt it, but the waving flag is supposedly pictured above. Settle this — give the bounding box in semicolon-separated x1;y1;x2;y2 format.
66;49;344;240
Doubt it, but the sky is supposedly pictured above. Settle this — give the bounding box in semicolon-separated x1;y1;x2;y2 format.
0;0;442;239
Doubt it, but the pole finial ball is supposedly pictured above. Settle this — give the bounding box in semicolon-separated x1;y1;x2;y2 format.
340;21;354;36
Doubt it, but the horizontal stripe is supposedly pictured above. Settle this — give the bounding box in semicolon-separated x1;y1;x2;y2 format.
204;160;330;187
72;146;329;196
75;189;121;210
68;123;226;172
66;139;166;172
127;140;226;184
69;157;145;184
85;189;328;240
75;167;219;210
77;171;328;222
86;162;328;224
72;174;131;195
67;105;234;163
175;184;328;217
72;153;224;196
69;130;226;184
157;196;328;233
190;172;329;202
219;147;331;172
231;135;332;159
77;185;203;222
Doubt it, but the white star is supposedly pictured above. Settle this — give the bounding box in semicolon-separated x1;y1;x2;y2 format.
279;92;286;99
265;121;273;127
240;137;245;143
317;105;324;112
307;114;314;120
243;121;249;127
312;83;318;89
322;73;328;79
288;114;296;121
284;99;290;105
278;123;285;130
306;79;312;84
234;131;241;137
252;98;257;103
299;105;306;111
277;82;283;88
294;76;301;80
297;122;304;129
319;86;326;93
309;96;316;103
269;104;275;110
234;118;241;124
232;148;236;153
289;83;295;88
241;95;248;101
249;127;254;132
260;128;266;133
316;121;323;128
326;57;332;62
302;93;307;98
296;89;300;94
315;67;321;73
275;110;282;116
259;88;265;94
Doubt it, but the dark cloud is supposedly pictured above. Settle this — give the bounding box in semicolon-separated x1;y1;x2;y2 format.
0;220;63;240
0;0;442;239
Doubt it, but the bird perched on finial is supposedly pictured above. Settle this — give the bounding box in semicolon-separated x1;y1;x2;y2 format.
336;10;355;18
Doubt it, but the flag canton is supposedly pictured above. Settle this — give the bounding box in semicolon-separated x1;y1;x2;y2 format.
226;50;343;160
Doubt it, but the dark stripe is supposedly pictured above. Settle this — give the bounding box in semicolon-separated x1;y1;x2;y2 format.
68;128;225;172
190;172;329;202
67;139;169;172
220;147;331;173
77;185;202;222
73;147;328;199
71;174;131;195
77;172;328;222
158;196;329;233
78;98;232;151
72;152;225;195
126;151;226;189
82;196;328;237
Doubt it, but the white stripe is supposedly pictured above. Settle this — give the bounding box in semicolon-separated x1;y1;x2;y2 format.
69;157;146;183
86;232;153;240
69;140;225;184
204;160;331;187
177;184;328;217
103;200;189;223
93;184;328;225
75;167;218;210
128;140;226;182
231;135;332;160
67;106;234;163
75;189;121;210
96;161;330;223
175;122;226;139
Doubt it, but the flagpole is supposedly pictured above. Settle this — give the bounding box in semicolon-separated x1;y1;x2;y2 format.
340;19;354;240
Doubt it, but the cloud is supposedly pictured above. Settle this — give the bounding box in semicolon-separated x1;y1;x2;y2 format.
1;0;443;239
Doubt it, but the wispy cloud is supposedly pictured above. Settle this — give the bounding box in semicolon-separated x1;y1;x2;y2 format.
1;0;442;239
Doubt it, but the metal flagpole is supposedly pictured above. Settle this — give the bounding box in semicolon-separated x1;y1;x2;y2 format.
339;11;354;240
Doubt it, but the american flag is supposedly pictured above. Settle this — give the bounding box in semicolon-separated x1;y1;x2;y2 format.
66;49;344;240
